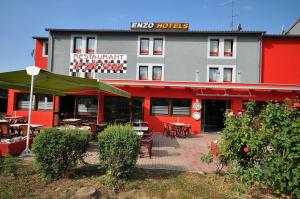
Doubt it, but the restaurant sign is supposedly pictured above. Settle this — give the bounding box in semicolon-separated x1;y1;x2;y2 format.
70;53;127;74
131;22;189;31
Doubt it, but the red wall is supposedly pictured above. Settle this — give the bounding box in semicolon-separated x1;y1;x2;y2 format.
35;39;48;70
99;86;299;134
262;37;300;84
7;90;54;127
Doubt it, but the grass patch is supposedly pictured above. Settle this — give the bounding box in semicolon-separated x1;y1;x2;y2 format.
0;159;280;199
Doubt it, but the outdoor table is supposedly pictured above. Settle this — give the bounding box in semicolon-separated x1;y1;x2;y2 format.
168;122;189;137
0;137;33;157
62;118;82;126
136;131;144;136
4;116;25;124
133;126;149;132
0;119;8;123
10;123;44;135
132;121;148;125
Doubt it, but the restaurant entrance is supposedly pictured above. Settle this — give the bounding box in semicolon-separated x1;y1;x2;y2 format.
104;96;144;123
202;100;231;132
60;96;76;119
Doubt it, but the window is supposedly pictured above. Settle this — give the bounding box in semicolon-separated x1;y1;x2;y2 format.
71;35;97;54
37;95;53;110
150;98;169;115
152;66;162;80
210;39;219;56
137;64;164;80
223;68;233;82
172;99;191;116
140;38;149;55
150;98;191;116
77;96;97;113
208;37;236;58
17;94;35;110
153;39;163;55
86;37;95;53
209;67;219;82
73;37;82;53
139;66;148;80
224;39;233;57
138;36;164;56
207;65;236;82
104;96;130;122
16;94;53;110
43;41;48;56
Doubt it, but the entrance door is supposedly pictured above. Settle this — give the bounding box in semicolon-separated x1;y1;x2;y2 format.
60;96;76;119
132;97;144;121
104;96;145;123
202;100;231;132
104;96;130;123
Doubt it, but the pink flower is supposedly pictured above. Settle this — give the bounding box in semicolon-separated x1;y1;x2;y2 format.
243;147;249;153
293;102;300;108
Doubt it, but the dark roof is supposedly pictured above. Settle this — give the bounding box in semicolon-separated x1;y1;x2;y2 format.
32;36;48;40
45;28;265;35
286;18;300;34
263;34;300;38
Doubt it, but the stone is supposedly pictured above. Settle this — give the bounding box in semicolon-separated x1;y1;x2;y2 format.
74;186;99;199
198;171;206;175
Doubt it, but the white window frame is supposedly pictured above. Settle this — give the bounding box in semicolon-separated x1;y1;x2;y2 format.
42;40;48;57
136;63;165;81
207;37;237;59
137;36;165;58
70;34;98;54
206;65;236;83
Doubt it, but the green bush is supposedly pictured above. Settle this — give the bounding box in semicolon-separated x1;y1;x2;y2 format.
217;100;300;197
32;128;91;181
98;125;140;178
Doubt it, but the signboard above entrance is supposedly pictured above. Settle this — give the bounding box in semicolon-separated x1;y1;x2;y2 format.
131;22;189;31
70;53;127;74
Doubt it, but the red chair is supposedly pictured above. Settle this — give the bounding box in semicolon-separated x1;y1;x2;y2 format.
182;124;191;138
168;124;177;138
0;123;12;138
163;123;170;136
141;137;153;158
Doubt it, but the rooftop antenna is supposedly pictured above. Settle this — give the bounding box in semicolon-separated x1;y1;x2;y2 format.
221;0;239;30
281;24;285;35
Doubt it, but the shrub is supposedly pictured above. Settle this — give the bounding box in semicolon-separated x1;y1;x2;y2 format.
216;100;300;197
32;128;91;181
98;125;140;178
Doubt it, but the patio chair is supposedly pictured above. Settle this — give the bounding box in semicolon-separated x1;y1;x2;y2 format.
168;124;177;138
18;116;28;124
141;137;153;159
184;124;192;137
89;123;99;139
163;123;170;136
142;127;153;140
0;123;13;138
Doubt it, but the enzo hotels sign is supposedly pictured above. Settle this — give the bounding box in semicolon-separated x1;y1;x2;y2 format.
131;22;189;31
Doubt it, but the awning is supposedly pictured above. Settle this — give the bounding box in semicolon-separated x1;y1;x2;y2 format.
0;69;130;97
102;79;300;92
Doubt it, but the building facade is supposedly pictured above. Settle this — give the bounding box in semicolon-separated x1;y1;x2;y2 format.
6;21;300;134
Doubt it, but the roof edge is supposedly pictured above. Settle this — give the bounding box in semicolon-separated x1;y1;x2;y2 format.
45;27;266;34
32;36;48;40
286;18;300;34
263;34;300;38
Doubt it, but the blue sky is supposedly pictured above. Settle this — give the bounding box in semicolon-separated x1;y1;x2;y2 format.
0;0;299;72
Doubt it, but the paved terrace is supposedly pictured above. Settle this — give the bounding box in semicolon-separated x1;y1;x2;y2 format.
84;133;221;173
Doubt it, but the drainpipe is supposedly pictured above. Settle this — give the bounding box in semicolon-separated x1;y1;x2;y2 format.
50;32;55;72
258;33;263;83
